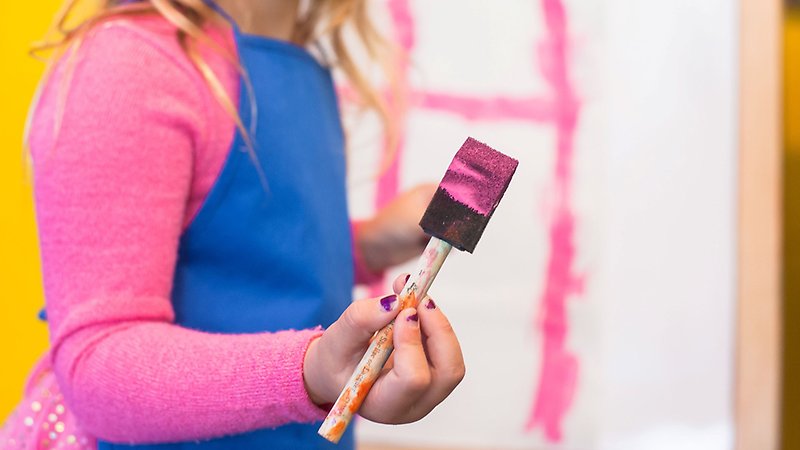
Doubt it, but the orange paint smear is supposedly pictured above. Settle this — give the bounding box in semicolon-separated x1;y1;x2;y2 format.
327;419;347;439
400;291;417;310
349;378;376;414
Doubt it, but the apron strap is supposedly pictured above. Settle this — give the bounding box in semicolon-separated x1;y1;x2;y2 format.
203;0;243;36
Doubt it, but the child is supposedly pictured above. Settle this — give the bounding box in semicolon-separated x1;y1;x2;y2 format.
1;0;465;449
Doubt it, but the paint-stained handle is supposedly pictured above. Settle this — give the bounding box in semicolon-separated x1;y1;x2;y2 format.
318;237;452;443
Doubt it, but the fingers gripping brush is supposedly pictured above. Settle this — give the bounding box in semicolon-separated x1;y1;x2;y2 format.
318;137;519;443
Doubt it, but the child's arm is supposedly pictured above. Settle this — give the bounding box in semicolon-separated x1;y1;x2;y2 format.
352;185;436;284
31;21;330;443
352;220;385;284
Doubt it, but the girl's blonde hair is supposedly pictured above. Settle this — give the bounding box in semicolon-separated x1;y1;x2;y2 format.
30;0;399;162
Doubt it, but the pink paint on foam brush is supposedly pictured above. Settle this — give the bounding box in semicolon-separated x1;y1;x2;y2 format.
439;137;519;216
422;138;519;252
318;138;518;443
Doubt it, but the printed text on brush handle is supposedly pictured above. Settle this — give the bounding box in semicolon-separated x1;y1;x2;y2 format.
340;280;422;411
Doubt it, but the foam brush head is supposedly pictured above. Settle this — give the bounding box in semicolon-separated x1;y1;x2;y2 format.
419;137;519;253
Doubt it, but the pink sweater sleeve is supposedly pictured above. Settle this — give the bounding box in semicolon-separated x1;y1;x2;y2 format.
351;221;385;285
28;19;327;444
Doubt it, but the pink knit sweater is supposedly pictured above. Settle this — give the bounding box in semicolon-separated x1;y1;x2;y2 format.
28;16;373;444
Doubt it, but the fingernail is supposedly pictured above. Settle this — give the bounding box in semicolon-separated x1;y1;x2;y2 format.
425;298;436;309
407;313;419;322
404;274;410;284
380;294;398;312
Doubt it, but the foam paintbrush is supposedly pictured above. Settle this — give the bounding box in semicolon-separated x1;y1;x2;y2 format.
318;137;519;443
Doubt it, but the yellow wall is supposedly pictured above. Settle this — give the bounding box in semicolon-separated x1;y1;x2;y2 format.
783;8;800;450
787;11;800;152
0;1;62;417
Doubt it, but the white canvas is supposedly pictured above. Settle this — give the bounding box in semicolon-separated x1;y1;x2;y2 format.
344;1;737;448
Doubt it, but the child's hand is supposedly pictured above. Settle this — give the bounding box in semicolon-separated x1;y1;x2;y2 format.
303;273;465;424
356;184;436;272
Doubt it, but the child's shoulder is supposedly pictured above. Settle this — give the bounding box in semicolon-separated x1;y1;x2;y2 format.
36;13;237;112
27;13;238;166
77;14;231;76
28;14;236;160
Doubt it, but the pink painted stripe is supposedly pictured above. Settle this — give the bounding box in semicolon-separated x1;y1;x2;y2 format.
387;0;415;49
340;86;555;124
417;92;555;122
525;0;582;442
367;0;416;297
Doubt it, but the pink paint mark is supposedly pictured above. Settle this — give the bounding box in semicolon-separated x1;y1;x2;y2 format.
417;91;555;122
388;0;415;50
374;134;404;210
367;0;416;298
524;0;582;442
340;87;555;124
440;138;518;216
375;0;416;212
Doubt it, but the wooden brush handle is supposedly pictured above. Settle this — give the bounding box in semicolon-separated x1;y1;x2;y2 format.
318;237;453;443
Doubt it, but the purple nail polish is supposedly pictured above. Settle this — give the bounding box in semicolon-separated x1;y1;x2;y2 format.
407;313;419;322
380;295;397;312
425;299;436;309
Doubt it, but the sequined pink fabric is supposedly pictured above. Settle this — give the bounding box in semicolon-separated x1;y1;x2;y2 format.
0;357;96;450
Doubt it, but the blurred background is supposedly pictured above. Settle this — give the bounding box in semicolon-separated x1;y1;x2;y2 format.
0;0;795;449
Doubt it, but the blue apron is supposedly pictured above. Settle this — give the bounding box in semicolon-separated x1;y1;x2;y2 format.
98;19;355;450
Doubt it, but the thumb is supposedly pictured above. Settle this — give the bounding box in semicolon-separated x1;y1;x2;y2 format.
324;294;400;355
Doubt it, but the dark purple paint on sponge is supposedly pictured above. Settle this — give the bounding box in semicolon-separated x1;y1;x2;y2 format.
419;137;518;253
